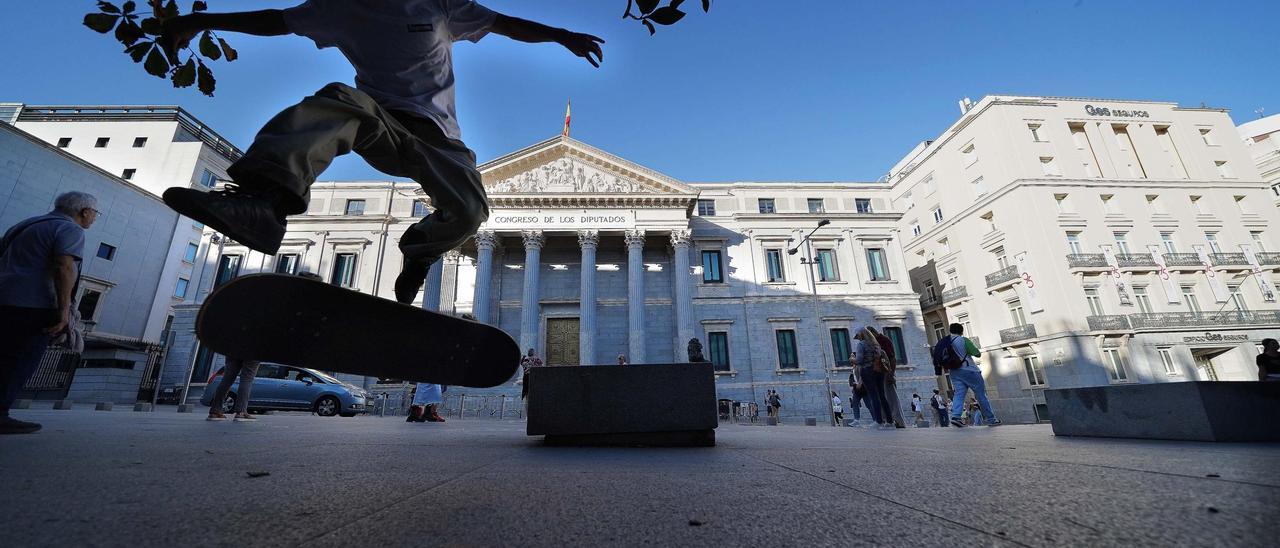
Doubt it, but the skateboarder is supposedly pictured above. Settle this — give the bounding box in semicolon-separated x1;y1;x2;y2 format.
158;1;604;304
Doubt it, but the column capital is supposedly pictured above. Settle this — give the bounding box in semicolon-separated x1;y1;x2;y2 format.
669;229;693;249
475;230;500;250
624;229;647;249
443;249;463;263
522;230;546;250
578;230;600;249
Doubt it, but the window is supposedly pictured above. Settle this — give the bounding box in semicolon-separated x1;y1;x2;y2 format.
961;144;977;167
765;249;786;282
816;249;839;281
56;137;71;148
1273;183;1280;197
1215;161;1233;179
1112;125;1146;178
971;177;986;197
1133;287;1153;314
1028;123;1045;142
910;221;921;237
758;198;776;214
1113;232;1130;255
77;289;103;322
199;169;218;188
121;168;136;180
1023;355;1047;387
866;248;889;281
884;327;907;364
1154;126;1189;179
183;242;198;262
1102;348;1129;382
94;137;109;148
1235;196;1250;214
701;250;723;283
1101;194;1117;213
96;243;116;260
931;206;944;224
331;253;357;287
931;322;947;344
775;330;799;369
923;279;937;301
1054;193;1071;212
708;332;730;372
174;277;190;299
1160;232;1177;254
994;247;1010;269
1199;128;1214;146
214;254;242;288
938;237;951;254
1157;348;1179;375
901;192;915;210
412;201;430;217
830;328;852;368
946;269;960;289
191;344;215;386
1181;285;1201;312
276;253;300;275
1146;194;1165;213
807;198;825;213
344;199;366;216
1008;299;1027;326
1069;123;1102;177
1228;284;1247;311
1084;287;1104;316
855;198;872;213
1040;157;1062;176
1190;195;1205;214
1205;232;1221;253
697;199;716;216
1066;232;1083;254
1251;231;1267;252
132;137;147;148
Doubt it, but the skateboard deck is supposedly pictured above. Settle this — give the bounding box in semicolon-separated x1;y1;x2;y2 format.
196;274;519;388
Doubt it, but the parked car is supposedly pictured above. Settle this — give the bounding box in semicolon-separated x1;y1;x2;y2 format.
200;363;369;417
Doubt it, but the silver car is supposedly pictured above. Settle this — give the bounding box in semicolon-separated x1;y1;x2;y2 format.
201;363;369;417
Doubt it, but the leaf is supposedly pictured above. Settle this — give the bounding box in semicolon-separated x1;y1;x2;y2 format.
197;60;217;96
648;6;686;25
122;1;136;14
702;0;711;12
140;17;161;35
637;0;660;15
84;13;121;33
125;40;153;63
192;0;208;11
643;19;655;35
172;57;196;87
144;45;171;77
162;0;179;19
199;31;221;60
97;1;121;14
115;19;145;45
218;37;238;62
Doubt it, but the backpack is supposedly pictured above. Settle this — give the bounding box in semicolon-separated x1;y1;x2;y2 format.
932;336;965;371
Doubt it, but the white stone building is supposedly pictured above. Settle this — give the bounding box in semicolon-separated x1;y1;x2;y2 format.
1238;113;1280;199
890;95;1280;423
167;136;932;421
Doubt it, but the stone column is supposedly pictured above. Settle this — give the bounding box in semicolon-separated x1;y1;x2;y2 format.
421;257;444;312
439;250;462;315
670;229;694;362
578;230;599;366
471;231;498;324
520;230;546;354
625;229;647;364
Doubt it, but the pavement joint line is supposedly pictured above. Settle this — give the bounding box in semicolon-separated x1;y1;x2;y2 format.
1034;459;1280;489
744;453;1035;548
294;456;508;546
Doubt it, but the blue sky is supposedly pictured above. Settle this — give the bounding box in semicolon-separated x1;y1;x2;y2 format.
3;0;1278;183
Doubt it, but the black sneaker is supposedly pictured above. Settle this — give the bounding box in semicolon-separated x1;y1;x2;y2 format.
987;419;1003;427
950;418;966;428
394;225;440;305
0;416;42;434
163;185;286;255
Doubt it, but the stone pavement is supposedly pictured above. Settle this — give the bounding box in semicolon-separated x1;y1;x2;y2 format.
1;408;1277;547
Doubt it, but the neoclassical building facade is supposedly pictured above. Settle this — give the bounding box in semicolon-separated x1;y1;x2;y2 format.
164;136;931;421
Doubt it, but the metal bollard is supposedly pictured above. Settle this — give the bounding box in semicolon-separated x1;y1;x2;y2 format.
499;396;507;420
458;395;466;419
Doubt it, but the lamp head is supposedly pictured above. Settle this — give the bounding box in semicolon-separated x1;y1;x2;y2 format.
818;219;831;227
787;248;798;255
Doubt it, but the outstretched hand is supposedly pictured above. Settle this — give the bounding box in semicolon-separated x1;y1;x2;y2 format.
158;15;201;65
560;31;605;68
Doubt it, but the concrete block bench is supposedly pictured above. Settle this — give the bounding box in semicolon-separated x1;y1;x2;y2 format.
1046;382;1280;442
526;363;717;447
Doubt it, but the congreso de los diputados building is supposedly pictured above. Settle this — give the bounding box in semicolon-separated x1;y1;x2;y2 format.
165;135;934;422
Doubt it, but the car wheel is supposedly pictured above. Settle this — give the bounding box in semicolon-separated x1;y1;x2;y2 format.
315;395;340;417
220;394;236;414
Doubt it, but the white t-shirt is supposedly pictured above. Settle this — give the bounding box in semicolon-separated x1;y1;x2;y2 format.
283;0;498;140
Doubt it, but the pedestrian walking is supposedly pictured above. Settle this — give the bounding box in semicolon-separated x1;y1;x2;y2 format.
206;357;261;422
848;368;871;422
0;191;98;435
519;348;542;400
407;382;445;422
768;390;782;422
910;393;925;424
930;389;950;427
852;329;892;427
969;401;984;426
1258;338;1280;382
831;392;844;425
868;326;906;429
617;354;628;366
936;323;1000;427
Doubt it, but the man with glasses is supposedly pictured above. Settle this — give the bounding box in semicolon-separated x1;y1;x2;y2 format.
0;191;98;434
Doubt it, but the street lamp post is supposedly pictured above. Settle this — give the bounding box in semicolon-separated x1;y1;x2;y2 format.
788;219;836;426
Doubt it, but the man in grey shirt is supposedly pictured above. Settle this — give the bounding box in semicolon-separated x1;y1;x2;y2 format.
0;191;97;434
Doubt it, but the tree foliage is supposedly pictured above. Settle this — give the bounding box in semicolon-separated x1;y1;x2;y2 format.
85;0;708;97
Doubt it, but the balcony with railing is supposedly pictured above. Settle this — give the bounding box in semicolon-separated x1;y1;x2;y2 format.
1163;253;1204;267
999;324;1037;344
1086;315;1132;331
919;293;940;308
1257;252;1280;265
1210;253;1249;267
1066;253;1108;268
1127;310;1280;330
1116;253;1157;269
941;286;968;303
985;265;1019;287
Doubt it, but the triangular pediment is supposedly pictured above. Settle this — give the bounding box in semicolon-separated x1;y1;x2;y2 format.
479;136;697;196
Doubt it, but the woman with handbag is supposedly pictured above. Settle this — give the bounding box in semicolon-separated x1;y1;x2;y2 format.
852;329;892;427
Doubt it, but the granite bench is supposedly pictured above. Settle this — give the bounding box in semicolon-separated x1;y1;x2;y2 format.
1046;381;1280;442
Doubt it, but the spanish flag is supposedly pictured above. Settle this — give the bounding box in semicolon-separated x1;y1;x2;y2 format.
562;100;571;138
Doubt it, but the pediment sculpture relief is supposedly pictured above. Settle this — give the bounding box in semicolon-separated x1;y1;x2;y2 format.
490;157;646;194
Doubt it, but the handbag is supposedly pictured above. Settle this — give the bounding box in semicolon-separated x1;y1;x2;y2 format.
0;216;85;353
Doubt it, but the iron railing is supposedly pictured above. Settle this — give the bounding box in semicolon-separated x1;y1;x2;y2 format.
1066;254;1108;268
1087;315;1132;331
1256;252;1280;265
1116;253;1156;268
985;265;1019;287
999;324;1037;344
941;286;968;302
1210;253;1249;266
1163;253;1203;266
919;293;940;307
1127;310;1280;329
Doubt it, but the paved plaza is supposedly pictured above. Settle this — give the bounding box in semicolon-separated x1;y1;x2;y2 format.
2;407;1278;547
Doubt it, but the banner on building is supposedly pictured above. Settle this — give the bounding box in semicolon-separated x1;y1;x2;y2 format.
1194;245;1230;303
1148;245;1179;304
1015;252;1044;313
1101;246;1131;305
1240;244;1278;302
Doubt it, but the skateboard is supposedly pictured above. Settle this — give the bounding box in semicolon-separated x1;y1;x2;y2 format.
196;274;520;388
